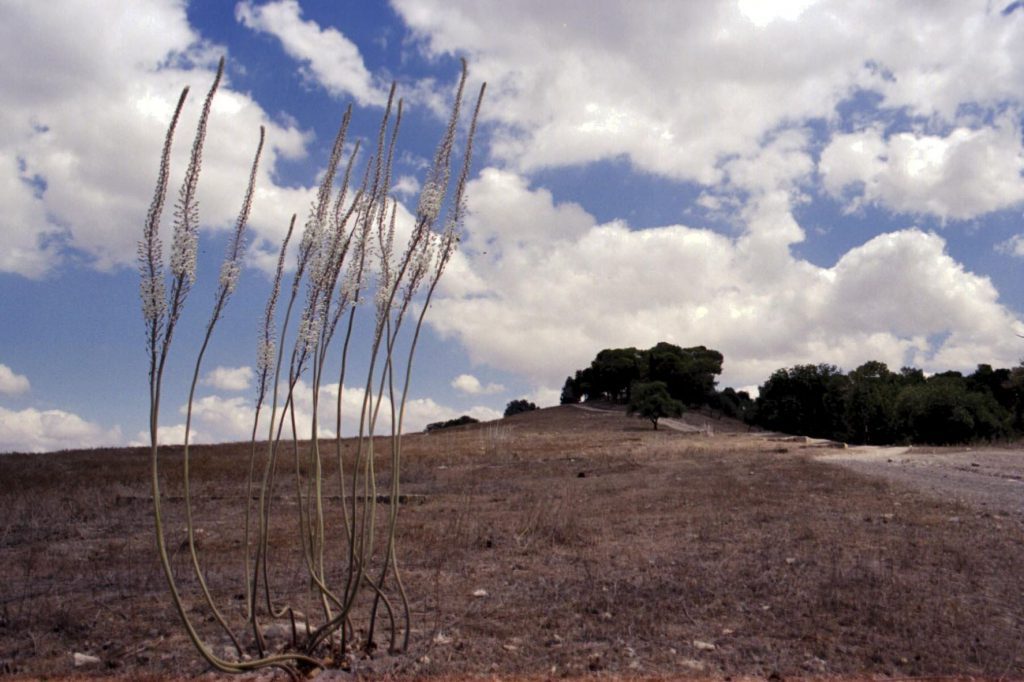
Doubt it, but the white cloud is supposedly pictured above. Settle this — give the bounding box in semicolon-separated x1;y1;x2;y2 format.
996;234;1024;258
430;169;1024;397
0;406;122;453
820;121;1024;220
737;0;818;27
392;174;421;198
450;373;504;395
145;378;506;446
189;395;256;442
393;0;1024;183
235;0;387;107
0;1;313;277
202;365;254;392
0;364;30;395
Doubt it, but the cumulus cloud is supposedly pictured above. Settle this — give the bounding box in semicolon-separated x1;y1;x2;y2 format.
820;121;1024;220
202;365;254;392
393;0;1024;184
0;364;30;395
430;169;1024;396
146;380;504;446
450;373;504;395
0;1;313;277
236;0;387;107
0;406;122;453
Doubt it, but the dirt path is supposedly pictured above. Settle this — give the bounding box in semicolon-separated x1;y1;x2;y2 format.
571;403;711;433
816;445;1024;517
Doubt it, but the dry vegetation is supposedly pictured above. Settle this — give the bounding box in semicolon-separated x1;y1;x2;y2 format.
2;404;1023;680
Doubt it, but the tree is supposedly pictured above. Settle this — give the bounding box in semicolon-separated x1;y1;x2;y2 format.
896;374;1010;444
843;361;901;444
755;364;848;438
711;386;754;421
504;399;538;417
627;381;684;430
647;342;723;406
559;376;580;404
590;347;645;402
566;342;725;406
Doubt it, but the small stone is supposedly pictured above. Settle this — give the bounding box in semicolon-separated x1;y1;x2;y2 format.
73;653;101;667
472;589;488;598
418;655;431;665
599;611;613;621
693;640;716;652
785;557;796;565
679;658;706;671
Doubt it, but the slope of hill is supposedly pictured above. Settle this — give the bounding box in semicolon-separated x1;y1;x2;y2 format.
1;405;1022;679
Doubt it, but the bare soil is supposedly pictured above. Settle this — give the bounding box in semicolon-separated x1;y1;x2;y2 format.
816;445;1024;517
2;404;1023;680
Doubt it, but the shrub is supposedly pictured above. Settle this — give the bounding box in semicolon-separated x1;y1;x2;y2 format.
425;415;480;432
504;399;538;417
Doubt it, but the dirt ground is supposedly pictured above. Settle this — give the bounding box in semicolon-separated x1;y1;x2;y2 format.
2;404;1023;680
816;444;1024;518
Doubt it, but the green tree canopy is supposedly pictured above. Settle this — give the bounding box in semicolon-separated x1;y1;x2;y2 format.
563;342;724;406
627;381;684;430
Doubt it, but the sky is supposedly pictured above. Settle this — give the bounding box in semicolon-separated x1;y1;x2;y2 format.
2;0;1024;453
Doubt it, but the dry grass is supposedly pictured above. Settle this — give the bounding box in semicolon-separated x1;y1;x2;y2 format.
1;405;1023;679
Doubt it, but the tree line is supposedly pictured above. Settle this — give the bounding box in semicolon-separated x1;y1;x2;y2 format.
753;361;1024;445
562;342;1024;444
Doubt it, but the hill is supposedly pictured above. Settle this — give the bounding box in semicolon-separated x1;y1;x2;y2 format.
1;405;1023;679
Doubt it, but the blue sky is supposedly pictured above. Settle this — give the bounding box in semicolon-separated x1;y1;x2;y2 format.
2;0;1024;452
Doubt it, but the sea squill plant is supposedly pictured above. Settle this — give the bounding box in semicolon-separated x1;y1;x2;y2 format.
141;58;484;677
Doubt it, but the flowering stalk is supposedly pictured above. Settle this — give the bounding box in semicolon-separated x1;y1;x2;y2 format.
144;62;320;679
245;217;293;623
143;57;485;675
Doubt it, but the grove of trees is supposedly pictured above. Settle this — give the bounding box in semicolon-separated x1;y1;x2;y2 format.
561;342;725;407
752;361;1024;445
562;342;1024;445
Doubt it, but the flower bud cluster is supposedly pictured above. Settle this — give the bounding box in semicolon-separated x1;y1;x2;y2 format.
256;338;276;375
219;260;241;296
297;310;322;355
170;208;199;284
140;275;167;324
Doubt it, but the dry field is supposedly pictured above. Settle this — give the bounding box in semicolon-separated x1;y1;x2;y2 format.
1;404;1023;680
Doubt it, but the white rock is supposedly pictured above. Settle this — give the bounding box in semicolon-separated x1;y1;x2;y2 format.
693;640;716;651
471;589;488;598
73;652;101;667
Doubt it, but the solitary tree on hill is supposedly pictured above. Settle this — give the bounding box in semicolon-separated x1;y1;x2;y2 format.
627;381;684;430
